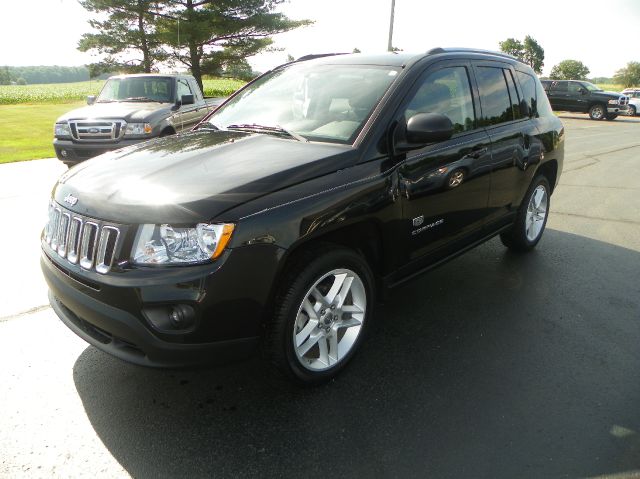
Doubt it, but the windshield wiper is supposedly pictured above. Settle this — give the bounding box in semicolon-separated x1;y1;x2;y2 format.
226;123;308;142
122;96;163;103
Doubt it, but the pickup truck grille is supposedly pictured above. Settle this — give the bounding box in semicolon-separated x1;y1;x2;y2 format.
68;120;126;142
44;202;121;274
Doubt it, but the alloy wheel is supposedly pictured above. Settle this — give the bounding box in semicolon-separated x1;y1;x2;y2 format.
292;268;366;371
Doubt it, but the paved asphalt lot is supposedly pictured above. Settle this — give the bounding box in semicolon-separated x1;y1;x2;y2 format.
1;115;639;478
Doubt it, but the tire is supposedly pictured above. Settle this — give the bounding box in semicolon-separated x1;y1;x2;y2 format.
629;105;637;116
265;246;374;385
605;113;618;120
160;128;175;137
588;104;606;120
500;175;551;252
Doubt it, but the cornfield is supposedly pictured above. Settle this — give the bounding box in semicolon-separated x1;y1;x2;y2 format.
0;78;246;105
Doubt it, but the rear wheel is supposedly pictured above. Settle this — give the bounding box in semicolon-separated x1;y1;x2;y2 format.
589;103;606;120
500;175;550;252
265;247;374;385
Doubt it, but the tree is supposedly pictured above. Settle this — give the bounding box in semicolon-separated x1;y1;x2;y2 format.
78;0;166;73
499;38;523;58
156;0;312;91
614;61;640;87
499;36;544;74
550;60;590;80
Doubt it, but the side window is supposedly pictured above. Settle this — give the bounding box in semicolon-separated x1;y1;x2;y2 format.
475;66;513;126
535;79;555;118
177;79;193;100
504;69;523;120
404;66;475;133
552;81;568;92
190;79;203;101
516;70;537;118
567;82;583;94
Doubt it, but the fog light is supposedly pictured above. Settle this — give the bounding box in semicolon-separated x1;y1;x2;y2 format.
61;150;68;157
143;304;197;332
169;304;195;329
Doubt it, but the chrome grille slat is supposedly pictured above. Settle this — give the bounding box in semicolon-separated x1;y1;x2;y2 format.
50;207;62;250
68;119;127;142
80;222;99;270
44;204;121;274
57;213;71;257
67;217;83;264
96;227;120;274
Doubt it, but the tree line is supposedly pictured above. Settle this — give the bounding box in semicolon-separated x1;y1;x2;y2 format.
77;0;312;91
498;36;639;86
0;66;96;85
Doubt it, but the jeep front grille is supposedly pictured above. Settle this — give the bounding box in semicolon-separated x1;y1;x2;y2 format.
68;119;126;142
44;202;121;274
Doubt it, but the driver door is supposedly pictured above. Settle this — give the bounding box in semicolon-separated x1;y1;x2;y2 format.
397;62;493;263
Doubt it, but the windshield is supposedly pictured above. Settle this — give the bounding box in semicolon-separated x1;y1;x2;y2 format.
582;82;602;92
97;77;173;103
207;63;400;143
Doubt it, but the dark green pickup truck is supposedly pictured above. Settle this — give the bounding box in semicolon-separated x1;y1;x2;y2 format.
53;74;224;167
541;80;629;120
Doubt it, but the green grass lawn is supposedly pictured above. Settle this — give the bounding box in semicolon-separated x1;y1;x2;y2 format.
0;102;83;163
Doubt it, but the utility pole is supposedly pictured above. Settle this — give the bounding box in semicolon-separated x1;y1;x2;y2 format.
387;0;396;52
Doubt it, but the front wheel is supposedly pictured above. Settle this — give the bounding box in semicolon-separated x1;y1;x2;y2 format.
265;247;374;385
629;105;637;116
589;104;606;120
500;175;551;252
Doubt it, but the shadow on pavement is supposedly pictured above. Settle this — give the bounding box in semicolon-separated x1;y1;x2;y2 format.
73;230;640;478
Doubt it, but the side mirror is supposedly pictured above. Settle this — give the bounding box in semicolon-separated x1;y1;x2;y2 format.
87;95;96;105
406;113;454;145
180;94;194;106
580;89;588;95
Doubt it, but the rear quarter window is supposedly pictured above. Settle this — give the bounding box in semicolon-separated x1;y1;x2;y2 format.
516;70;537;117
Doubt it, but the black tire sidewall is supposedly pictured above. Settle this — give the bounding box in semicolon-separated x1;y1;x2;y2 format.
275;249;375;384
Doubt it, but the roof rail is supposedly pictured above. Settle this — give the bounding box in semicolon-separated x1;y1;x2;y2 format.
295;53;350;62
427;47;519;61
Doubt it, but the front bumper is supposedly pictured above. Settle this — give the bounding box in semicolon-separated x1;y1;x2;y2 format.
53;137;151;165
41;242;284;367
607;104;628;114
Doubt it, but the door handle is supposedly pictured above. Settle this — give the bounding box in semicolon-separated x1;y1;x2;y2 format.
469;147;488;159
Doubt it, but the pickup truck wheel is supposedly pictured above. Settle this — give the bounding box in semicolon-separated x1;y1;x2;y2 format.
500;175;550;252
628;105;636;116
266;247;374;385
589;104;606;120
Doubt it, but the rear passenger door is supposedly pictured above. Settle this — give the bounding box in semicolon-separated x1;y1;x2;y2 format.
397;61;493;263
472;62;537;228
546;81;568;110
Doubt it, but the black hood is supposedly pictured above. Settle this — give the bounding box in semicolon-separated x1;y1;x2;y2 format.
53;130;354;224
55;102;172;123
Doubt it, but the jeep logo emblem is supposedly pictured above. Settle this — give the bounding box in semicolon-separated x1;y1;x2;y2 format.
63;194;78;206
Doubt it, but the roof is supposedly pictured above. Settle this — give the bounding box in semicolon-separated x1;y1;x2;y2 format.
292;48;525;69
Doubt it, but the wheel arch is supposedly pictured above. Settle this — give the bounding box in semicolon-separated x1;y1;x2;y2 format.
535;159;559;193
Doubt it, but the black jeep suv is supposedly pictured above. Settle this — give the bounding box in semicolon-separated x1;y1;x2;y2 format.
541;79;629;120
42;48;564;384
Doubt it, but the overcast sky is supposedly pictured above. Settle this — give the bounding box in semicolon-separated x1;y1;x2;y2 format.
1;0;638;78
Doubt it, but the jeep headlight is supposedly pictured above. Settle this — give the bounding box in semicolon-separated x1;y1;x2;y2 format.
54;122;71;137
125;123;152;135
132;223;235;265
